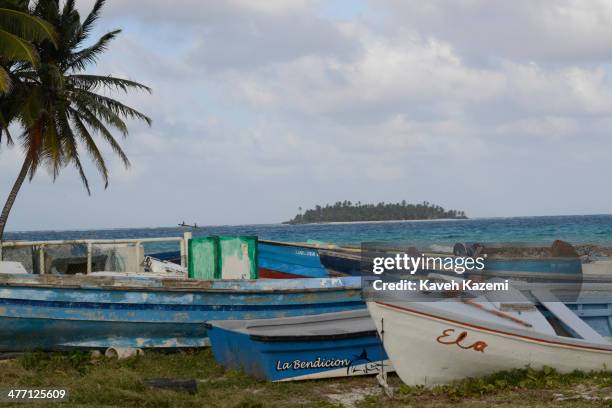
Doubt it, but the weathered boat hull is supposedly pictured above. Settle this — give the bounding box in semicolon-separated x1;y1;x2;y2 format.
319;250;361;276
152;241;331;279
257;242;329;279
483;258;583;280
208;310;391;381
557;296;612;338
367;300;612;386
0;274;363;351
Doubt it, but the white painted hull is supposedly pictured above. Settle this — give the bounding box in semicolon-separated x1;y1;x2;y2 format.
367;301;612;386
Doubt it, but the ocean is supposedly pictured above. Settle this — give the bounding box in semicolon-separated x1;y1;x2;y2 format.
4;214;612;254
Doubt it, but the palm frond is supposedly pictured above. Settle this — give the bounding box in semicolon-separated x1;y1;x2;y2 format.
41;114;63;180
73;0;105;46
69;74;151;93
70;110;109;187
76;105;131;168
72;92;129;134
2;127;14;145
57;109;91;194
69;151;90;194
66;29;119;71
31;0;60;30
0;28;38;63
61;0;76;20
0;65;10;92
0;7;57;45
23;117;44;179
0;110;13;145
74;89;152;127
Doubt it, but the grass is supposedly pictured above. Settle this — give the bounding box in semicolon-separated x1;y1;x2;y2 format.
0;350;608;407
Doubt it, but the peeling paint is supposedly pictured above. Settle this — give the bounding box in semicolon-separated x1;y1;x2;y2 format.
0;273;364;351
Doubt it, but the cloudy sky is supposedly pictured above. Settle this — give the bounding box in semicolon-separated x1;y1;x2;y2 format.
1;0;612;231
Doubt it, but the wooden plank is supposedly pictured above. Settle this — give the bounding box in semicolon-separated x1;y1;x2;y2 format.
532;290;606;343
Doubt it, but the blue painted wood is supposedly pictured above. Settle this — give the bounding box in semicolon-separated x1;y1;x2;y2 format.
152;242;330;278
320;252;585;278
148;251;181;263
485;258;582;276
208;310;388;381
564;301;612;338
257;242;328;278
319;252;361;276
0;274;363;351
533;290;605;343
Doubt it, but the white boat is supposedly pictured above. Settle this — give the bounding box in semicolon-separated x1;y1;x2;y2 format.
367;284;612;386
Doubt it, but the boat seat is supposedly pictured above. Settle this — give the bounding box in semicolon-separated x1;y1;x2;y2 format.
532;289;607;343
484;281;556;335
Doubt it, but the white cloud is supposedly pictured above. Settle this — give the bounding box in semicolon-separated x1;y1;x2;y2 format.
79;0;316;22
375;0;612;62
2;0;612;231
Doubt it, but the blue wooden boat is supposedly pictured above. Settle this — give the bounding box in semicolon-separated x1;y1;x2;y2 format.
319;250;361;276
257;241;328;279
207;310;391;381
152;241;330;279
150;250;182;263
566;300;612;338
319;243;584;279
483;258;583;280
545;287;612;338
460;240;583;281
0;273;363;351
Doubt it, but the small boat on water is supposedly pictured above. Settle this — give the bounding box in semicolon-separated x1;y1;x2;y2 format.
367;283;612;386
0;272;363;351
207;309;391;381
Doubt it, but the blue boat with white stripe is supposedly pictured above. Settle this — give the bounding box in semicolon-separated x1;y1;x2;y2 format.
207;309;392;381
0;273;363;351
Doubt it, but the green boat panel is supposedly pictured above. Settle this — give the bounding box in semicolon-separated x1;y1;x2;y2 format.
188;237;219;279
218;236;258;280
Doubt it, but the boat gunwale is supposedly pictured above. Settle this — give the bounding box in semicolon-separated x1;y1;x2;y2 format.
247;329;379;343
0;274;362;294
206;309;374;340
258;240;356;253
373;300;612;353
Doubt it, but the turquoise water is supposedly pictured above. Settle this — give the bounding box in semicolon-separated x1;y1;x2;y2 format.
5;215;612;253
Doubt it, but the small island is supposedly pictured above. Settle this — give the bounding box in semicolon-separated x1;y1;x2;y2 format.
285;201;467;224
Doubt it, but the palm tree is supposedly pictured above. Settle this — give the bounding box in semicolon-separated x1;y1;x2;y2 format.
0;0;151;240
0;0;56;92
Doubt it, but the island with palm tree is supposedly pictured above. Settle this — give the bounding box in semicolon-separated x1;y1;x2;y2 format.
286;201;467;224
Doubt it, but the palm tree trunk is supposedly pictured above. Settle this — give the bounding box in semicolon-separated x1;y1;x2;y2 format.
0;156;31;242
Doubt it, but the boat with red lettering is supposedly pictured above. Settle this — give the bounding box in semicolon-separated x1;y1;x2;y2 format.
367;284;612;386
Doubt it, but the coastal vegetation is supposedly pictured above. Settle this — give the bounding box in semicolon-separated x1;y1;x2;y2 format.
0;349;608;407
287;201;467;224
0;0;56;92
0;0;151;240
